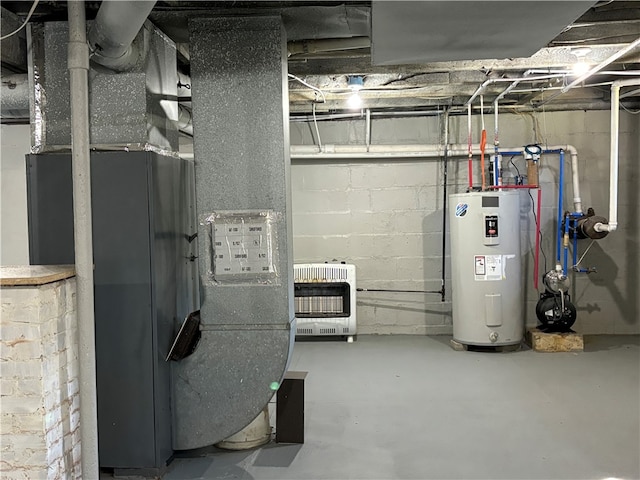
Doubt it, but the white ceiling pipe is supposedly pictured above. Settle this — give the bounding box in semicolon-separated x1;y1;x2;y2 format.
87;0;156;71
291;143;583;212
465;73;566;106
595;77;640;233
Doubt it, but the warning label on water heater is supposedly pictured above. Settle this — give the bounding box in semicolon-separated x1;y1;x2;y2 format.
474;255;503;281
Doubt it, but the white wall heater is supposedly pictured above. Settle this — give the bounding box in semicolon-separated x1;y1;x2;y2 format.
293;263;356;342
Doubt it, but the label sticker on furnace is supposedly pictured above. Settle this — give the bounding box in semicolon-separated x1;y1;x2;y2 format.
455;203;468;217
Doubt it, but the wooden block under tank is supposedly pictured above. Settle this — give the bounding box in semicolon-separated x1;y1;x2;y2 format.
526;328;584;352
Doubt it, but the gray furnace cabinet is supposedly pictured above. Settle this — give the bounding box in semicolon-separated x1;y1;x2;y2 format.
26;151;194;471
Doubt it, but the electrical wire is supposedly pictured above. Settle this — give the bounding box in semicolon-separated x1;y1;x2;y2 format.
529;189;548;274
575;240;595;267
620;103;640;114
312;103;323;151
0;0;40;41
287;74;326;103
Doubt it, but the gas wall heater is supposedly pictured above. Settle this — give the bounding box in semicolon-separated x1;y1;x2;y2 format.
294;263;356;342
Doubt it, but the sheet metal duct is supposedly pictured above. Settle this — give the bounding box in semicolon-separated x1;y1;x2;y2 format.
173;16;294;450
371;1;595;65
1;74;29;119
28;20;178;151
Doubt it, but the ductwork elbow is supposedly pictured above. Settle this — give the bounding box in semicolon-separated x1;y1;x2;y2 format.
87;0;156;71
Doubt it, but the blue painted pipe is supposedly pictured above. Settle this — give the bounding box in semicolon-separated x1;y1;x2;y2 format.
563;212;570;274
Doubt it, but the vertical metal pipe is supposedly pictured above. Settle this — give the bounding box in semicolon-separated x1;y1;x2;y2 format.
608;84;620;230
467;103;473;189
365;108;371;152
556;150;565;266
440;109;449;302
67;1;99;477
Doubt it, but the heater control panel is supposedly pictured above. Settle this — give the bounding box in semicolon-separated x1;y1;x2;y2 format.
484;214;500;245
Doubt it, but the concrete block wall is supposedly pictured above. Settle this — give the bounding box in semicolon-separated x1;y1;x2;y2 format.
290;110;640;335
0;278;81;479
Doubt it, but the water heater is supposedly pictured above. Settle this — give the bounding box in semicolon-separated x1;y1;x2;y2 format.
449;191;523;346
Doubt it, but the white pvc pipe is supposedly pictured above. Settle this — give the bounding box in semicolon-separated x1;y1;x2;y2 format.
606;84;620;232
291;143;583;212
67;1;99;478
292;143;579;159
595;78;640;233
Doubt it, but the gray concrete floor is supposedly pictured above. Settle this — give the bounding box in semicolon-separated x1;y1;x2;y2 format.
127;335;640;479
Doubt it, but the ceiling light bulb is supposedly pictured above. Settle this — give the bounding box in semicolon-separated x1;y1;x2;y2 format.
572;61;590;76
347;92;363;109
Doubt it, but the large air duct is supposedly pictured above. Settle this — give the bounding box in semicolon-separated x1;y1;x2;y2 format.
172;16;294;450
87;0;156;71
1;74;29;119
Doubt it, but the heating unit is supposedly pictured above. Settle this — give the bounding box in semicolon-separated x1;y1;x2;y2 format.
294;263;357;341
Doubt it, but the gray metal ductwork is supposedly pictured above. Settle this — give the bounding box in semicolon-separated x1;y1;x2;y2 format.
171;16;295;450
88;0;156;71
1;74;29;119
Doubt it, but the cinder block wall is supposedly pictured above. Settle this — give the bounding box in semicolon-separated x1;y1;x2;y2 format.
0;278;81;478
290;110;640;335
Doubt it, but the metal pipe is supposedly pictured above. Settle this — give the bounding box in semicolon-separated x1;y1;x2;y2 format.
67;1;99;478
557;150;565;265
365;108;371;152
467;103;473;188
441;109;449;302
87;0;156;71
465;73;566;106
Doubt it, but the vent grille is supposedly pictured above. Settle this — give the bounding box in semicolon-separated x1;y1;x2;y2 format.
295;295;345;315
319;328;336;334
294;265;348;282
343;327;350;333
297;328;313;335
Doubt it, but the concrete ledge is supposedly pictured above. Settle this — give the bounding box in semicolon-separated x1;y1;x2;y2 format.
526;328;584;352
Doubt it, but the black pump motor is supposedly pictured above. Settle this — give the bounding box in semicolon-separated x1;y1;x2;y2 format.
535;292;577;332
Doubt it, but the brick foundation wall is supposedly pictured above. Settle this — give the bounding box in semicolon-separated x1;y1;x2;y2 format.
1;277;81;479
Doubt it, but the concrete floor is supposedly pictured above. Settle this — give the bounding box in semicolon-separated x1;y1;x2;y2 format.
129;335;640;479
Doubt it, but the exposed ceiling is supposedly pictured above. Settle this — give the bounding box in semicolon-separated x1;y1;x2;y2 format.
2;0;640;117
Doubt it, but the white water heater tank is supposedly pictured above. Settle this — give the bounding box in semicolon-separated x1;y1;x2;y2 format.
449;191;523;346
